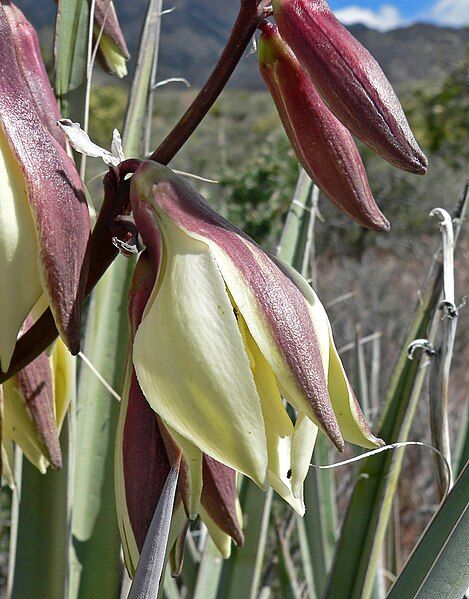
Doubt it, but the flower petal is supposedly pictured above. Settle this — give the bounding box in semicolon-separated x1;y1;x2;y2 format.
0;126;42;371
201;455;244;546
161;421;203;520
131;162;344;452
15;337;62;469
279;260;383;448
2;378;49;473
0;7;90;356
131;204;269;487
201;506;233;559
50;338;76;431
122;372;171;554
290;413;318;499
94;0;130;78
3;1;66;148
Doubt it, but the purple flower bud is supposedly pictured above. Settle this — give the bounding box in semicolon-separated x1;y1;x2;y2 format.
259;21;389;232
94;0;130;78
272;0;428;174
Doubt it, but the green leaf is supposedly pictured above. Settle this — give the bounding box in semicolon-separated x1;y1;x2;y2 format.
387;461;469;599
276;520;301;599
54;0;91;121
122;0;163;157
192;536;224;599
453;403;469;477
70;261;134;598
217;483;273;599
10;423;73;599
326;189;468;599
129;466;180;599
302;435;337;597
326;261;441;599
296;515;317;599
276;168;313;271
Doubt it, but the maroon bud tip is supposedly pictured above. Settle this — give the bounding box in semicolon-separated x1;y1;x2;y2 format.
258;19;277;37
273;0;428;175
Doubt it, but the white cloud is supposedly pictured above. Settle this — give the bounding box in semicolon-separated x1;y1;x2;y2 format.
334;4;404;31
429;0;469;26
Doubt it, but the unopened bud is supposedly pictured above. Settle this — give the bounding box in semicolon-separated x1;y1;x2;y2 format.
272;0;428;174
259;22;389;231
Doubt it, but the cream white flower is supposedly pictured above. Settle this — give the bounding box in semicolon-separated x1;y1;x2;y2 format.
128;161;383;516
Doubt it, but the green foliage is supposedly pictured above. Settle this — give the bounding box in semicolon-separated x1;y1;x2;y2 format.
221;132;298;248
89;86;127;148
408;54;469;165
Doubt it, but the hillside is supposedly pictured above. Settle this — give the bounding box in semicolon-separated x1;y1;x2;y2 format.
15;0;469;88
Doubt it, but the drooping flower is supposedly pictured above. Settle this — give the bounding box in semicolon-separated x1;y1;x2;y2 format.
93;0;130;78
258;21;389;232
0;4;90;371
272;0;428;174
115;251;244;576
1;326;76;477
127;161;383;520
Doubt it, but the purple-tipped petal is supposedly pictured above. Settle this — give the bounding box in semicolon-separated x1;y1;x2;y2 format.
259;22;389;232
169;520;189;577
131;162;345;451
122;252;171;552
15;344;61;469
201;456;244;547
94;0;130;60
272;0;428;174
0;5;90;355
123;371;171;552
3;1;66;148
94;0;130;77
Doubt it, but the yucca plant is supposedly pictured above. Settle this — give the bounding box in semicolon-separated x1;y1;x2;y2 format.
0;0;467;598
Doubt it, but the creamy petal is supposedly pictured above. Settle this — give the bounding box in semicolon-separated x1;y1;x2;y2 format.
280;261;383;448
0;126;42;371
291;413;318;499
131;162;344;451
132;213;269;487
201;507;233;559
2;378;49;473
51;339;76;430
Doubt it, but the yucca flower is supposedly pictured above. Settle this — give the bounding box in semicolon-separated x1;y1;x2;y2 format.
272;0;428;174
116;252;244;575
94;0;130;78
258;21;389;231
0;4;90;371
1;325;75;478
125;161;383;523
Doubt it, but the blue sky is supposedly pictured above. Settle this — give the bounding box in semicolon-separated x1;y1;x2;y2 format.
328;0;468;30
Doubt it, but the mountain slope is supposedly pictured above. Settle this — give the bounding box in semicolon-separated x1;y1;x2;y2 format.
15;0;469;88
